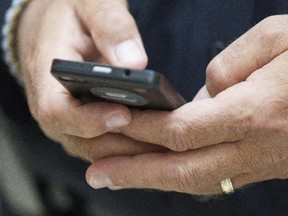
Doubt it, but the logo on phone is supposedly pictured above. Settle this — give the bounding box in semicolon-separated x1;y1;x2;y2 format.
90;87;147;106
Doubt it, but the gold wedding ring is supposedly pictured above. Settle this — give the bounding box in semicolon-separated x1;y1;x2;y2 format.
220;178;234;194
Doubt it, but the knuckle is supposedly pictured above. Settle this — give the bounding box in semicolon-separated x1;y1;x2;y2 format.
65;146;78;158
36;98;57;130
94;9;134;41
77;125;98;139
257;150;288;169
206;56;230;96
61;141;79;158
162;159;222;195
257;15;288;52
81;143;95;162
63;139;93;162
163;164;191;192
160;120;193;151
77;115;106;138
162;162;200;193
105;10;127;25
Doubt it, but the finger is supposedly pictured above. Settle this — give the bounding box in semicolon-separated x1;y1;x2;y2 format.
120;84;253;151
85;143;259;195
59;133;168;163
39;92;132;139
192;85;211;101
18;5;134;139
88;60;288;194
206;15;288;96
27;45;133;139
72;0;148;69
121;49;288;151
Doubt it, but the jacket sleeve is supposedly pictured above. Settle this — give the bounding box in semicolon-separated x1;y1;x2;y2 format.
1;0;31;84
0;0;12;30
0;0;30;121
0;0;12;55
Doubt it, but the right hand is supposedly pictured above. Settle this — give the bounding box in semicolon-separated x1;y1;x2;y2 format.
16;0;165;162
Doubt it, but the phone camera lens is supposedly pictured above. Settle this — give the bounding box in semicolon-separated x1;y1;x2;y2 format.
124;70;131;76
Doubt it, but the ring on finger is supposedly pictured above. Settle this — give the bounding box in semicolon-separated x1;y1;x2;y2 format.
220;178;234;194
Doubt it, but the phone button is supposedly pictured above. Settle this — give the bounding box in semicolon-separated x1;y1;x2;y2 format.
92;66;112;74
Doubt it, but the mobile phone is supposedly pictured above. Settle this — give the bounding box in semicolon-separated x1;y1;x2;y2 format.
50;59;186;110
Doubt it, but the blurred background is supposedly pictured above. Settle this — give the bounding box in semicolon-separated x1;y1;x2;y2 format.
0;52;45;215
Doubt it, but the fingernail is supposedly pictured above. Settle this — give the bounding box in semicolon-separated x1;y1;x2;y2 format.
115;40;144;64
89;175;113;189
106;114;129;130
108;186;124;191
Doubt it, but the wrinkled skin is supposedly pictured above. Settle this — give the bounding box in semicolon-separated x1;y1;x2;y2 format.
86;15;288;195
17;0;167;163
17;1;288;195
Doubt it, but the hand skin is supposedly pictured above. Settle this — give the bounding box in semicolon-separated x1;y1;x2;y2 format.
86;15;288;195
16;0;167;162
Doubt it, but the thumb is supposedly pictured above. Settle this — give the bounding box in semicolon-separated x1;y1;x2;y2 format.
192;85;211;101
73;0;147;69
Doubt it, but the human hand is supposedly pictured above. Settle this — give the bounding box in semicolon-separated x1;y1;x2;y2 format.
16;0;166;162
86;15;288;194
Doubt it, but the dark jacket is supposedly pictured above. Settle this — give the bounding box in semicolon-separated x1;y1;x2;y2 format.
1;1;288;216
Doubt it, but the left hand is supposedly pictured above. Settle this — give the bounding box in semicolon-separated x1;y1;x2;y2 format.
16;0;166;163
85;15;288;195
